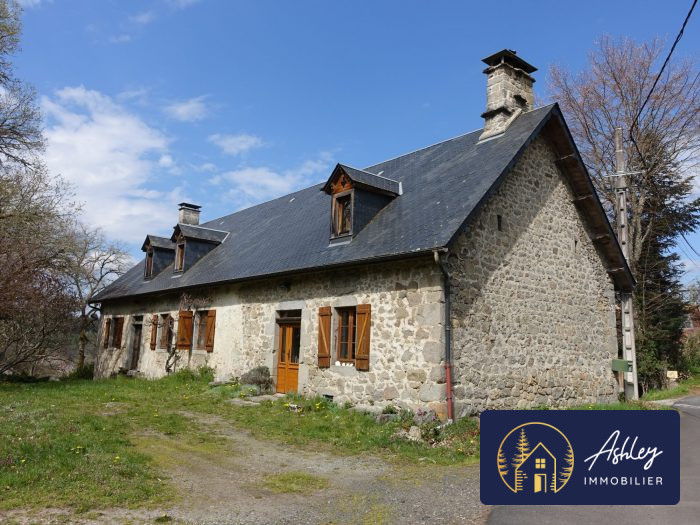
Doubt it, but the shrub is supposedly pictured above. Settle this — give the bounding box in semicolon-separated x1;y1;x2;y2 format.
239;366;274;393
381;405;398;414
67;362;94;380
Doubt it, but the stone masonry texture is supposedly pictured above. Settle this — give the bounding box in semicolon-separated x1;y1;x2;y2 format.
447;136;618;416
96;134;618;418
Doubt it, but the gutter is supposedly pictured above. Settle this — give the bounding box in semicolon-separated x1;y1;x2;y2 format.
434;249;454;422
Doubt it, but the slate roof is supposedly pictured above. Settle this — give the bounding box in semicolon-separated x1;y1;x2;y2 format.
172;223;229;244
324;164;401;196
93;104;633;302
142;235;175;251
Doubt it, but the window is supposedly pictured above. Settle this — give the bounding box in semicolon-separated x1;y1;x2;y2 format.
145;248;154;278
112;317;124;348
536;458;546;469
336;307;356;362
195;310;217;352
160;314;172;350
103;317;112;349
497;214;503;231
332;192;353;237
174;234;185;272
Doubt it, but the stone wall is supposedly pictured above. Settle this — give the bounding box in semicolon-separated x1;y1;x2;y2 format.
447;136;619;416
97;258;448;416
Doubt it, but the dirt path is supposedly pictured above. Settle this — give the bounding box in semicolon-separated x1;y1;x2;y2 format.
2;412;487;525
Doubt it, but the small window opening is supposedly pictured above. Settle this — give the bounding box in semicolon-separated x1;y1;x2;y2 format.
145;248;154;278
332;193;353;237
536;458;546;469
497;214;503;231
174;236;185;272
336;307;357;363
574;239;578;253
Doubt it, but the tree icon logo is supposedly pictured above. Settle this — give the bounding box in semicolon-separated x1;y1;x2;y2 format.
497;422;574;494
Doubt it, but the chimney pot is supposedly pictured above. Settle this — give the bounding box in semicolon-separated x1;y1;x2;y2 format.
479;49;537;141
178;202;201;225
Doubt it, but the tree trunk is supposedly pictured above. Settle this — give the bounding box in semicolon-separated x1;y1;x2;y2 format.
77;324;88;369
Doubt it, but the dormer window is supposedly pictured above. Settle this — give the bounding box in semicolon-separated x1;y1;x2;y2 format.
322;163;400;243
174;234;185;272
332;192;353;237
145;247;154;278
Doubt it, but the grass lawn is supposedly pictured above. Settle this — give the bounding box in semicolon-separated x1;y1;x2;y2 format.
641;372;700;401
0;369;479;512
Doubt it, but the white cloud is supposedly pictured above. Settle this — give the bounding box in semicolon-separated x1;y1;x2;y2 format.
167;0;201;9
212;152;333;209
42;86;185;246
164;96;209;122
17;0;48;8
208;133;263;156
109;34;132;44
129;11;156;25
158;154;174;168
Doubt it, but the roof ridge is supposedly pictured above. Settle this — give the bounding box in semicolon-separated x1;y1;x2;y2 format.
200;105;559;231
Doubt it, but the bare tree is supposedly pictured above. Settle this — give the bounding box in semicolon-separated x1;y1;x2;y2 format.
549;36;700;274
64;224;130;369
0;1;44;168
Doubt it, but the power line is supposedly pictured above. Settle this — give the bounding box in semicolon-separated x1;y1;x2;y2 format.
629;0;698;167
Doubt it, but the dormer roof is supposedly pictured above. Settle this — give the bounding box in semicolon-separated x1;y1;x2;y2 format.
170;223;229;244
322;164;401;197
141;235;175;252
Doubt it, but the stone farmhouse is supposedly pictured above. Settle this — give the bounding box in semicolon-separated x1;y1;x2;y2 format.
93;50;634;420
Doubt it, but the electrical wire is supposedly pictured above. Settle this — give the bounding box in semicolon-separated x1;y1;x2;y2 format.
629;0;698;168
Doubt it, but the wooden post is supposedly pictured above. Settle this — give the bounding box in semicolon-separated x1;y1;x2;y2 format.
614;127;639;400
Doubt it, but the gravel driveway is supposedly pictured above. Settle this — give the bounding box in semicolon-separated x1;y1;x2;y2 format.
2;411;487;525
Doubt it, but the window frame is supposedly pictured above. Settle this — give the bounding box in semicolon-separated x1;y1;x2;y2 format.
196;310;209;350
159;313;172;350
144;247;154;278
174;234;186;272
536;458;546;469
331;190;353;238
335;306;357;363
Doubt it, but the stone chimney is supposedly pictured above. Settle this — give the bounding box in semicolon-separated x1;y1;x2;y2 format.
178;202;201;225
479;49;537;141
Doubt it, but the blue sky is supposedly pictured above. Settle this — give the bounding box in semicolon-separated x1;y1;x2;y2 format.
16;0;700;277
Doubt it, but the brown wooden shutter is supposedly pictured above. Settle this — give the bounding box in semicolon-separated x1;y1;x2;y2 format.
150;314;158;350
103;318;111;348
317;306;331;368
176;311;194;350
204;310;216;352
113;317;124;348
354;304;371;371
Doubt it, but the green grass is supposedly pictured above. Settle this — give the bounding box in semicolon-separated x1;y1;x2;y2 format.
259;471;329;493
0;369;479;512
642;373;700;401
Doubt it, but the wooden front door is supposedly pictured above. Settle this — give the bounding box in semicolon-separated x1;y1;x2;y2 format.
276;323;300;393
130;324;142;371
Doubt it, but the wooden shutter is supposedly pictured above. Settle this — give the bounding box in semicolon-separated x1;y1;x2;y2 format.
176;311;193;350
103;318;111;349
113;317;124;348
204;310;216;352
150;314;158;350
317;306;331;368
354;304;371;371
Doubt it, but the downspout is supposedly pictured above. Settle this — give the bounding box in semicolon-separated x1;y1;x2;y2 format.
434;249;454;422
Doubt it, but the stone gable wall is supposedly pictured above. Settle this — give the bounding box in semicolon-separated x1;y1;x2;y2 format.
447;136;618;416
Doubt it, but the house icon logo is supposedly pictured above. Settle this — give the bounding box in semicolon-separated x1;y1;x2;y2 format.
497;422;574;494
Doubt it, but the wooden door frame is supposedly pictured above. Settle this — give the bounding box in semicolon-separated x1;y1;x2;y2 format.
276;321;300;393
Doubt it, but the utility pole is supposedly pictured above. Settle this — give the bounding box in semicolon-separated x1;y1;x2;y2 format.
614;127;639;400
